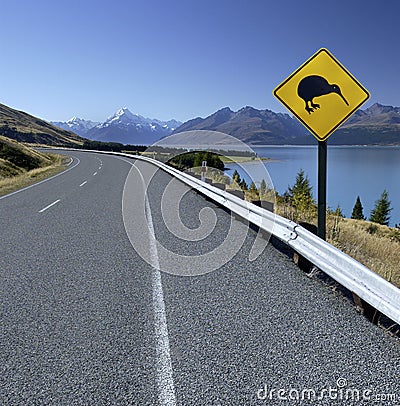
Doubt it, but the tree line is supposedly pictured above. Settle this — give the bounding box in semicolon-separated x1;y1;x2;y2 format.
284;169;397;227
351;191;395;227
169;151;224;171
231;168;398;228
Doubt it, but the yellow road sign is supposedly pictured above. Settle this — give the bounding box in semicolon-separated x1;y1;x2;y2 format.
273;48;370;142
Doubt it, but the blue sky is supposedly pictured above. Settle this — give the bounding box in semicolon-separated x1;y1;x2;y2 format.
1;0;399;122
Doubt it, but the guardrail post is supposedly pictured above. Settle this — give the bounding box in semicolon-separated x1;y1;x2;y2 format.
226;189;245;200
250;200;274;212
352;293;380;325
293;222;318;273
213;182;226;190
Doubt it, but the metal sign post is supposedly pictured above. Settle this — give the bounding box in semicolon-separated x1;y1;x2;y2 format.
273;48;370;240
318;141;327;240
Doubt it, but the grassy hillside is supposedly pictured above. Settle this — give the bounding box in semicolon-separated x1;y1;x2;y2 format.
0;136;67;195
326;217;400;288
0;103;85;146
274;199;400;288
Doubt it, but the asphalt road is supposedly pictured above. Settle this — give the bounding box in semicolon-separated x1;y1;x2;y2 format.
1;150;399;405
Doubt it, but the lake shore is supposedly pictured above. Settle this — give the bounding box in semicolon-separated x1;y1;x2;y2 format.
221;156;279;164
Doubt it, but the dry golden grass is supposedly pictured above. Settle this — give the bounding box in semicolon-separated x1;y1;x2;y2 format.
275;202;400;288
0;154;67;197
326;217;400;288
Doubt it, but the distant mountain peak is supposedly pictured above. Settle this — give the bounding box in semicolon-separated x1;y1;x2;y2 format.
82;107;182;145
218;106;234;113
365;102;399;115
116;107;133;115
239;105;257;112
51;116;98;136
108;107;138;122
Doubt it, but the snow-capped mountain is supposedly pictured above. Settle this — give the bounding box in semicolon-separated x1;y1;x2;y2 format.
52;108;181;145
85;108;181;145
51;117;98;136
97;108;155;129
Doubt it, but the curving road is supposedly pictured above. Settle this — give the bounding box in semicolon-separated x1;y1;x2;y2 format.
1;150;399;405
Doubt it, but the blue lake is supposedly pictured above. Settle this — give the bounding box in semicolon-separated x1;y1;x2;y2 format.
225;146;400;226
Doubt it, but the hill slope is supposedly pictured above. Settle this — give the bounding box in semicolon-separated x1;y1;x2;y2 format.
332;103;400;145
0;136;55;178
0;103;85;146
174;106;308;144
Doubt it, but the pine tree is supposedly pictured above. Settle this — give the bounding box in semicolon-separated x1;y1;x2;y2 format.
333;204;345;218
287;169;315;210
351;196;365;220
259;179;267;197
369;190;392;226
286;169;316;222
232;170;241;184
248;181;259;199
239;179;248;191
249;181;257;192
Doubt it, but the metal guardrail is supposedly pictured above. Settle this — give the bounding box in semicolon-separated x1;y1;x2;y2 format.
62;149;400;325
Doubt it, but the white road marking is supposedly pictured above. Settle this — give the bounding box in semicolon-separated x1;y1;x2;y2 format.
98;166;102;170
117;155;176;405
39;199;61;213
66;158;73;166
0;157;80;201
93;172;97;176
145;194;177;406
79;181;87;187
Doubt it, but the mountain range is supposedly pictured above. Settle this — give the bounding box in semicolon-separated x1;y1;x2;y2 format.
173;103;400;145
51;117;99;136
1;101;399;148
173;106;306;144
52;108;182;145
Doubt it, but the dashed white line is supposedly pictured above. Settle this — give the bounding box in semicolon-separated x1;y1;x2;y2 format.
39;199;61;213
79;181;87;187
93;172;97;176
0;157;80;201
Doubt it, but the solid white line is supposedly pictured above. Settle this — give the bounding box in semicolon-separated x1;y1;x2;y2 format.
0;157;80;201
39;199;61;213
93;172;97;176
66;158;73;166
116;154;176;405
145;194;177;406
79;181;87;187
